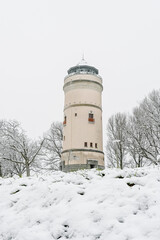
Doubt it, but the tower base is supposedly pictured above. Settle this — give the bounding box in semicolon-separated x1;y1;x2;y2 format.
60;149;105;172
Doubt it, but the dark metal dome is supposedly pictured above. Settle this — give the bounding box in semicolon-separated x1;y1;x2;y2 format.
67;58;99;75
67;64;99;75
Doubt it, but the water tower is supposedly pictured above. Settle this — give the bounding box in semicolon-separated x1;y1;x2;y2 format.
61;59;104;171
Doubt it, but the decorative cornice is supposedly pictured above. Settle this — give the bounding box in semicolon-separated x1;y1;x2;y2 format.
64;103;102;111
63;79;103;91
61;148;104;155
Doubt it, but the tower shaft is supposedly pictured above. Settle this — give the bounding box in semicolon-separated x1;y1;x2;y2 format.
61;63;104;171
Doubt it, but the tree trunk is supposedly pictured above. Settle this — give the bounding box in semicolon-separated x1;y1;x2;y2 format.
0;164;2;177
25;161;30;177
137;156;141;167
120;147;123;169
120;158;123;169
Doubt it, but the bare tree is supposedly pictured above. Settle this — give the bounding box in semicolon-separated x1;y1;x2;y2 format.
126;113;145;167
0;120;44;177
43;122;63;170
0;120;13;177
133;90;160;165
0;158;15;177
106;113;127;169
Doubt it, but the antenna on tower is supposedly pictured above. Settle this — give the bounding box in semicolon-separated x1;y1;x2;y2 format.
77;53;87;65
82;53;85;61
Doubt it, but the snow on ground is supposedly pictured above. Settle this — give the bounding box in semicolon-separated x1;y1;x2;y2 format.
0;167;160;240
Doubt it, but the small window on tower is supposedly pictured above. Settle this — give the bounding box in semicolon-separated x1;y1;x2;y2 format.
95;143;97;148
64;136;65;141
75;113;77;117
84;142;87;147
88;113;95;123
89;113;94;119
90;142;93;147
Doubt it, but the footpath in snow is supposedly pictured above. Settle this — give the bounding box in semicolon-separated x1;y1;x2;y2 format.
0;167;160;240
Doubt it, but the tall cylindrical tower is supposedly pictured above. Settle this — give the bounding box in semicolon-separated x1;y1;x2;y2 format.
61;60;104;171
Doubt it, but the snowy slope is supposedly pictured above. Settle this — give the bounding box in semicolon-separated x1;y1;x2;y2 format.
0;167;160;240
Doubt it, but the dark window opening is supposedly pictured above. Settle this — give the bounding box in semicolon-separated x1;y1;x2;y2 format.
64;136;65;141
95;143;97;148
89;113;94;119
90;142;93;147
75;113;77;117
90;164;95;169
84;142;87;147
63;116;67;125
88;113;95;123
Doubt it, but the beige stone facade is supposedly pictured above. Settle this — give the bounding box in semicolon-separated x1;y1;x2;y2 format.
61;62;104;171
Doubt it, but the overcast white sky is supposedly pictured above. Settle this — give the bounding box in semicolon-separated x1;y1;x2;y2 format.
0;0;160;142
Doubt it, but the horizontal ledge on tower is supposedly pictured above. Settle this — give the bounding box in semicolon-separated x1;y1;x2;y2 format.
64;103;102;111
63;79;103;90
61;148;104;155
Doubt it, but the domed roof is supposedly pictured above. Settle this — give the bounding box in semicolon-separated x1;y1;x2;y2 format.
67;58;99;75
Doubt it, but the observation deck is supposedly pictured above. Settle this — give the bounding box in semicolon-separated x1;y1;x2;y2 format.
68;64;99;75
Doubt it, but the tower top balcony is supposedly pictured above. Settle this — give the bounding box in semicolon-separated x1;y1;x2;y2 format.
67;59;99;76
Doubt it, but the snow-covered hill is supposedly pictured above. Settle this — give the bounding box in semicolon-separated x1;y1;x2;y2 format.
0;167;160;240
